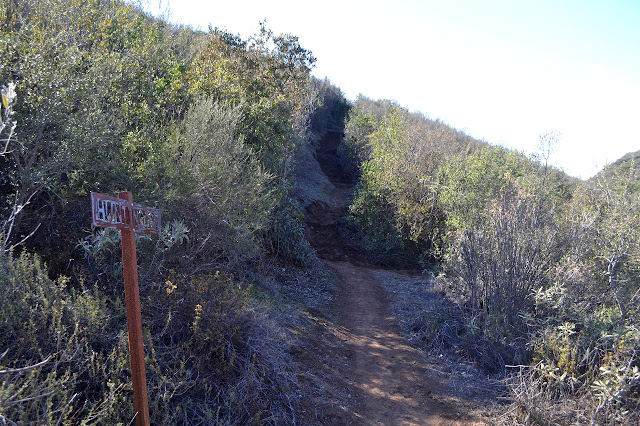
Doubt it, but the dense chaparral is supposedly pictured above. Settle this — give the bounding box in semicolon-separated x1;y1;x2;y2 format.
1;1;638;424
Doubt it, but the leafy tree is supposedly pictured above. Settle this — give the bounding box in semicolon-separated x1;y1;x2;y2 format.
187;23;315;175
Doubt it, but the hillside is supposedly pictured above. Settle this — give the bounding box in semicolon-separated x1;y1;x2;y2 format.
335;96;640;424
0;0;329;423
1;1;639;425
595;149;640;184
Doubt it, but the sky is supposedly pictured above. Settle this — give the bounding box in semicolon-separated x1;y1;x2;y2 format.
140;0;640;179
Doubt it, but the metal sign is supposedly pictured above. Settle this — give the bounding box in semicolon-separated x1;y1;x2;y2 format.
91;191;161;235
90;191;154;426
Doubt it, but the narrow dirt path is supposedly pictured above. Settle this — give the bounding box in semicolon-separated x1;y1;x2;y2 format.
302;132;486;425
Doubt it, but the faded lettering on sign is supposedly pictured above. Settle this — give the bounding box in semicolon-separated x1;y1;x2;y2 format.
91;192;161;235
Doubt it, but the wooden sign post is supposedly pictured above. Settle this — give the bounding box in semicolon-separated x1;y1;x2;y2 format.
91;191;160;426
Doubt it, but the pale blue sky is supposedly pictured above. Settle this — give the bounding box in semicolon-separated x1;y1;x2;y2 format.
141;0;640;179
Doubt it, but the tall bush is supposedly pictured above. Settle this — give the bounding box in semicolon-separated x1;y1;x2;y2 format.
152;98;276;267
570;167;640;324
345;100;475;266
499;158;639;424
0;0;198;265
446;171;560;331
187;24;315;176
309;77;350;136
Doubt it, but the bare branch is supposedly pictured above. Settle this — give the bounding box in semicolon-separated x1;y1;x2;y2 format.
0;356;51;375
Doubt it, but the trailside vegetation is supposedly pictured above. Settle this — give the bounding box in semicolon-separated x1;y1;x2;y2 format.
342;96;639;424
2;0;638;423
343;96;477;267
0;0;336;423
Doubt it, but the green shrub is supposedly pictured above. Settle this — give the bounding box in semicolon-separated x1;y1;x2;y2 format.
0;247;300;424
265;194;314;266
0;249;134;425
502;165;640;424
143;271;298;424
339;96;393;178
346;103;463;266
309;77;349;136
186;24;315;176
444;163;561;333
0;1;328;424
0;0;199;266
152;98;277;267
512;303;640;424
439;147;528;234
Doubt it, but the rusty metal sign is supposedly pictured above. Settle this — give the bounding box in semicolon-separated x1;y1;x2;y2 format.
91;191;161;235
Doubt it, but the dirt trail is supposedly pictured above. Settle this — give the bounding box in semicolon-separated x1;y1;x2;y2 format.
302;132;486;425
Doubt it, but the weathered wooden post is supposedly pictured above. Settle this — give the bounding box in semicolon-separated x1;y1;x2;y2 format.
91;191;160;426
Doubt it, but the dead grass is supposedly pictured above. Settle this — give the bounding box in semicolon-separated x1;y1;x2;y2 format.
494;364;640;425
371;269;505;411
494;366;586;425
369;269;640;425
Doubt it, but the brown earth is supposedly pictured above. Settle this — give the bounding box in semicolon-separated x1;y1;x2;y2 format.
297;132;490;425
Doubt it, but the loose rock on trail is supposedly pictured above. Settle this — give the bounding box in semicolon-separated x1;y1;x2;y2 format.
298;132;490;425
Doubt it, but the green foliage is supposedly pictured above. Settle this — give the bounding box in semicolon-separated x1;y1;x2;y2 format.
0;0;317;267
0;247;299;424
142;271;297;424
340;96;395;177
265;194;314;266
344;98;476;266
499;159;640;423
439;146;528;233
1;1;321;423
522;299;640;423
446;171;561;332
0;249;133;425
2;0;190;176
0;0;199;264
187;23;315;175
597;150;640;192
309;77;350;136
153;97;277;266
184;26;318;265
436;145;570;339
341;92;640;421
569;166;640;323
347;106;426;265
77;219;190;293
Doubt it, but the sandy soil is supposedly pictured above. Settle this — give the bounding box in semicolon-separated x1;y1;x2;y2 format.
298;132;489;425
